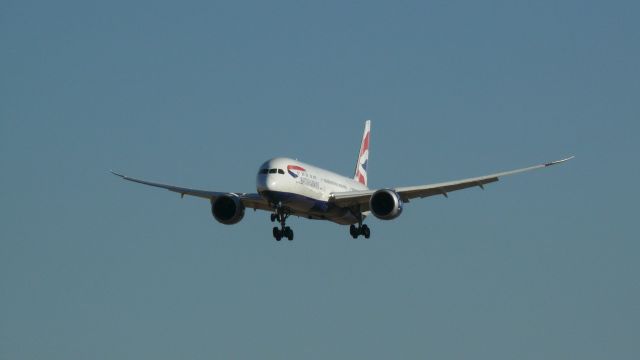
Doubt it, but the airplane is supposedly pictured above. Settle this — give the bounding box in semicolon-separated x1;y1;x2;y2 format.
112;120;573;241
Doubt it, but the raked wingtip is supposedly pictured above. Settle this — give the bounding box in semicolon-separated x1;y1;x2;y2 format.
110;170;125;178
545;156;575;167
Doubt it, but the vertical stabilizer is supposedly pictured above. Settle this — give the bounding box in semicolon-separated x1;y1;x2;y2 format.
353;120;371;186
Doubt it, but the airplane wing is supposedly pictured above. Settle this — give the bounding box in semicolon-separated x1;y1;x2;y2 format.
110;171;272;211
329;156;574;209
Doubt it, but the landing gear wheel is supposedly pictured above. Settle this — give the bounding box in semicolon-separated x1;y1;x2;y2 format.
348;223;371;239
273;227;282;241
284;226;294;241
362;225;370;239
270;213;277;222
350;224;358;239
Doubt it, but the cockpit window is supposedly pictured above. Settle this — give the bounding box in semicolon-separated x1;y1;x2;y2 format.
261;168;286;175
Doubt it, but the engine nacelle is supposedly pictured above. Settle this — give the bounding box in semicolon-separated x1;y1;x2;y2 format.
211;194;245;225
369;189;403;220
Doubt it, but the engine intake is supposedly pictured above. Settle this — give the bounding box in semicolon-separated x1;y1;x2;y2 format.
211;194;245;225
369;189;403;220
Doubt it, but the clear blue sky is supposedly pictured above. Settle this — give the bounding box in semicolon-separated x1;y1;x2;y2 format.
1;0;638;358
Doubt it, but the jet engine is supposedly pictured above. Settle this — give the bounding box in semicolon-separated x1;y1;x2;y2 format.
211;194;245;225
369;189;403;220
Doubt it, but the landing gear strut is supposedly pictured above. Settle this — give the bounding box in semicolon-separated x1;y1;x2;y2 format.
271;204;293;241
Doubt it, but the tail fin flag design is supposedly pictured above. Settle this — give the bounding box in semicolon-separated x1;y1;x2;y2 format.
353;120;371;186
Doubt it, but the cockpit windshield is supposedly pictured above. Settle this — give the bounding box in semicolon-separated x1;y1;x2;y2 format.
260;168;286;175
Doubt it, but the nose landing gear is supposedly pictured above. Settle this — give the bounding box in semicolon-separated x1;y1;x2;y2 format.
271;204;293;241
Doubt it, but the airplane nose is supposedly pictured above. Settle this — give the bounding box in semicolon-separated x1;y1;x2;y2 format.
256;174;267;192
256;174;278;192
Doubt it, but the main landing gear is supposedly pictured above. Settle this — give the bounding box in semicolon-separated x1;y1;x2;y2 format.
348;209;370;239
271;205;293;241
350;224;371;239
349;215;371;239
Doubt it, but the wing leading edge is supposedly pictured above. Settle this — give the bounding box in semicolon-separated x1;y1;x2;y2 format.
329;156;574;209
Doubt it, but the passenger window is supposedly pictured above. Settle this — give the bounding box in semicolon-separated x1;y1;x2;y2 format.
278;169;285;174
269;169;277;174
260;169;269;174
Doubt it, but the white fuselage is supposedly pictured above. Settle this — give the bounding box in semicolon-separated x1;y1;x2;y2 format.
256;157;368;224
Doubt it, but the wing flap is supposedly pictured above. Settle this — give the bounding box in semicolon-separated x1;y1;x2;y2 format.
330;189;375;208
239;192;273;211
397;177;499;200
110;171;271;211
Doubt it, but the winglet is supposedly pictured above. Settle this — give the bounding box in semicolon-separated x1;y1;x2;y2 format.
544;156;575;167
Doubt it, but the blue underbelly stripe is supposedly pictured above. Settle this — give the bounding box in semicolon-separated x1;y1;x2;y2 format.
261;190;330;212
